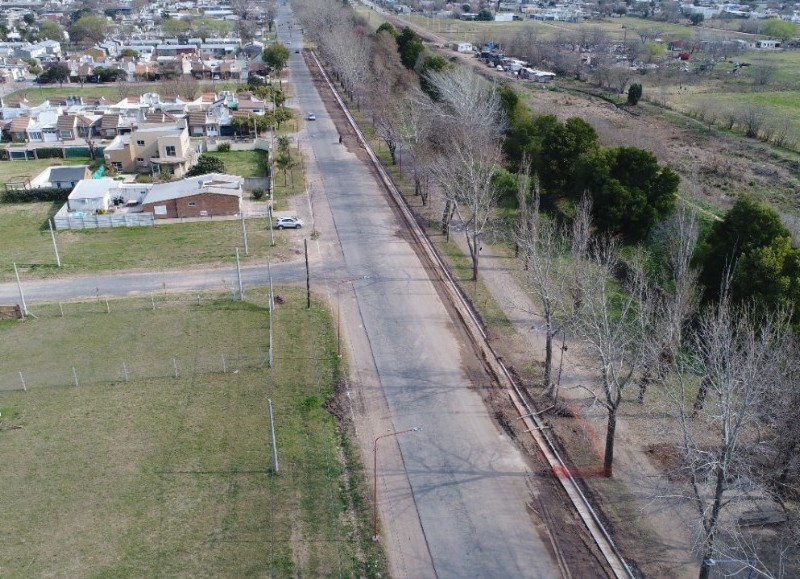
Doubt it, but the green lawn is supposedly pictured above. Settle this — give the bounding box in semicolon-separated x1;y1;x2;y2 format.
0;157;93;183
205;149;267;178
0;288;384;577
0;202;295;281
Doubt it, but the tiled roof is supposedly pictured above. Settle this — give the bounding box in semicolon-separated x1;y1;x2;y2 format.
9;116;31;132
56;114;76;130
188;111;211;125
101;113;120;129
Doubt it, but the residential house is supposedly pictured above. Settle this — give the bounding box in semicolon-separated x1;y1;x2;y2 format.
187;109;221;136
104;122;197;177
67;178;117;212
142;173;243;219
6;115;31;142
56;113;98;140
235;92;267;114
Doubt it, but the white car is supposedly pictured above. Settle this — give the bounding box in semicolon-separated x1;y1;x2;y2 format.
306;112;316;121
275;216;303;229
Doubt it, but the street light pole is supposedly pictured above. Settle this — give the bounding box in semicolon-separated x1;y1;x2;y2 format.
373;426;422;541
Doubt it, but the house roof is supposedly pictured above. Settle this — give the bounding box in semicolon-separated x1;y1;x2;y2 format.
68;178;118;200
143;173;242;204
144;111;176;123
49;165;89;181
56;114;77;130
188;111;213;125
101;114;120;129
9;116;31;132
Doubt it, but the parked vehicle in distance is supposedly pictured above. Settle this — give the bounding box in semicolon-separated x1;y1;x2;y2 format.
275;216;303;229
306;112;316;121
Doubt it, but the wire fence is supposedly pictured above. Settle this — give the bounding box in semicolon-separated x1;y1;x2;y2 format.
1;291;275;392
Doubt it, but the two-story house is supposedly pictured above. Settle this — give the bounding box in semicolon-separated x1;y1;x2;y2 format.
103;122;197;177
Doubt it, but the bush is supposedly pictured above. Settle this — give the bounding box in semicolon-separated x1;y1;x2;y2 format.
627;83;643;106
251;188;265;200
217;142;231;152
35;148;64;159
2;187;70;203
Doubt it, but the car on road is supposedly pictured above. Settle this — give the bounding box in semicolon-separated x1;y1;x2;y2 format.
295;49;300;53
275;216;303;229
306;112;316;121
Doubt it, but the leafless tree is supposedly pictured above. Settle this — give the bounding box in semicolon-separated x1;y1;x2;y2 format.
638;201;700;403
738;104;767;139
518;183;571;397
675;293;789;579
396;89;434;205
425;67;505;280
569;194;592;316
574;239;654;477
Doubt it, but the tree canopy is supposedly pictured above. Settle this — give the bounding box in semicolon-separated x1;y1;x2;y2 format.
69;15;109;44
396;27;424;70
262;43;290;73
575;146;679;241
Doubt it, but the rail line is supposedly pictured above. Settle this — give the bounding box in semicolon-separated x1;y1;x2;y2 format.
309;49;634;579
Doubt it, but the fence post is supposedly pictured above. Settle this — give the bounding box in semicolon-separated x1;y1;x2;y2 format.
72;367;79;387
123;361;129;382
19;371;26;391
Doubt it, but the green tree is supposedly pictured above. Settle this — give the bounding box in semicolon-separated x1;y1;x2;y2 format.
162;18;191;36
119;48;139;58
732;238;800;316
41;62;71;86
627;83;642;105
537;116;599;196
38;21;63;42
418;54;449;99
697;195;792;303
70;15;109;44
396;27;424;70
376;22;396;36
760;19;798;41
262;43;290;73
25;57;42;77
689;12;704;25
187;154;226;176
476;9;493;20
23;13;36;26
576;147;679;242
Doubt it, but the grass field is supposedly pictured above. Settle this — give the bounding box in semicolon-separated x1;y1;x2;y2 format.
0;288;383;577
0;202;295;282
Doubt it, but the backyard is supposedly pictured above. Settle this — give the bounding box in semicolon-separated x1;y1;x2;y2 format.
0;288;384;577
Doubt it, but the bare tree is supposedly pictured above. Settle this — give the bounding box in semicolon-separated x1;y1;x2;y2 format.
396;89;434;205
519;183;571;397
569;194;592;316
738;104;766;139
675;294;788;579
638;201;700;402
573;240;653;477
425;67;505;279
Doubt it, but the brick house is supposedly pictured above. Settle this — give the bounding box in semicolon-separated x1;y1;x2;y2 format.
141;173;243;219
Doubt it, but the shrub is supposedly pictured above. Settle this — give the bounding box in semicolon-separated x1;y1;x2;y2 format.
217;142;231;152
627;83;643;106
251;188;265;200
1;187;70;203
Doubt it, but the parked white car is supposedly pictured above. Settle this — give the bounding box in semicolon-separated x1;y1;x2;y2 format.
275;216;303;229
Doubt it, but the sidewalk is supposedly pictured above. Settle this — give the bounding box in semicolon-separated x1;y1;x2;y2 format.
446;231;699;577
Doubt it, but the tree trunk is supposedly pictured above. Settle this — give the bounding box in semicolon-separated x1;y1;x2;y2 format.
470;229;479;281
544;316;553;394
388;142;396;164
698;463;726;579
603;408;617;477
692;375;711;417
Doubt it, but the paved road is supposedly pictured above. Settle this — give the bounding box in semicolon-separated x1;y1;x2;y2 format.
0;7;562;577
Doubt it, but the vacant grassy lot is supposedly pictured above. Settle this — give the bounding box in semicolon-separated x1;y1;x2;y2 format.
0;157;92;183
205;149;267;178
0;288;382;577
0;202;295;281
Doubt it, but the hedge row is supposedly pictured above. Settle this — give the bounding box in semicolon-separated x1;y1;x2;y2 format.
2;187;70;203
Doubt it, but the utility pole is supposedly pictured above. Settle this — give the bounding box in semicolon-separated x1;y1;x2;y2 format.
268;399;279;472
235;247;244;300
240;210;249;255
304;239;310;309
48;218;61;267
13;262;28;318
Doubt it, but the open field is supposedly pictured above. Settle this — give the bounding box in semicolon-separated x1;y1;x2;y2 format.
0;201;295;282
0;288;383;577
